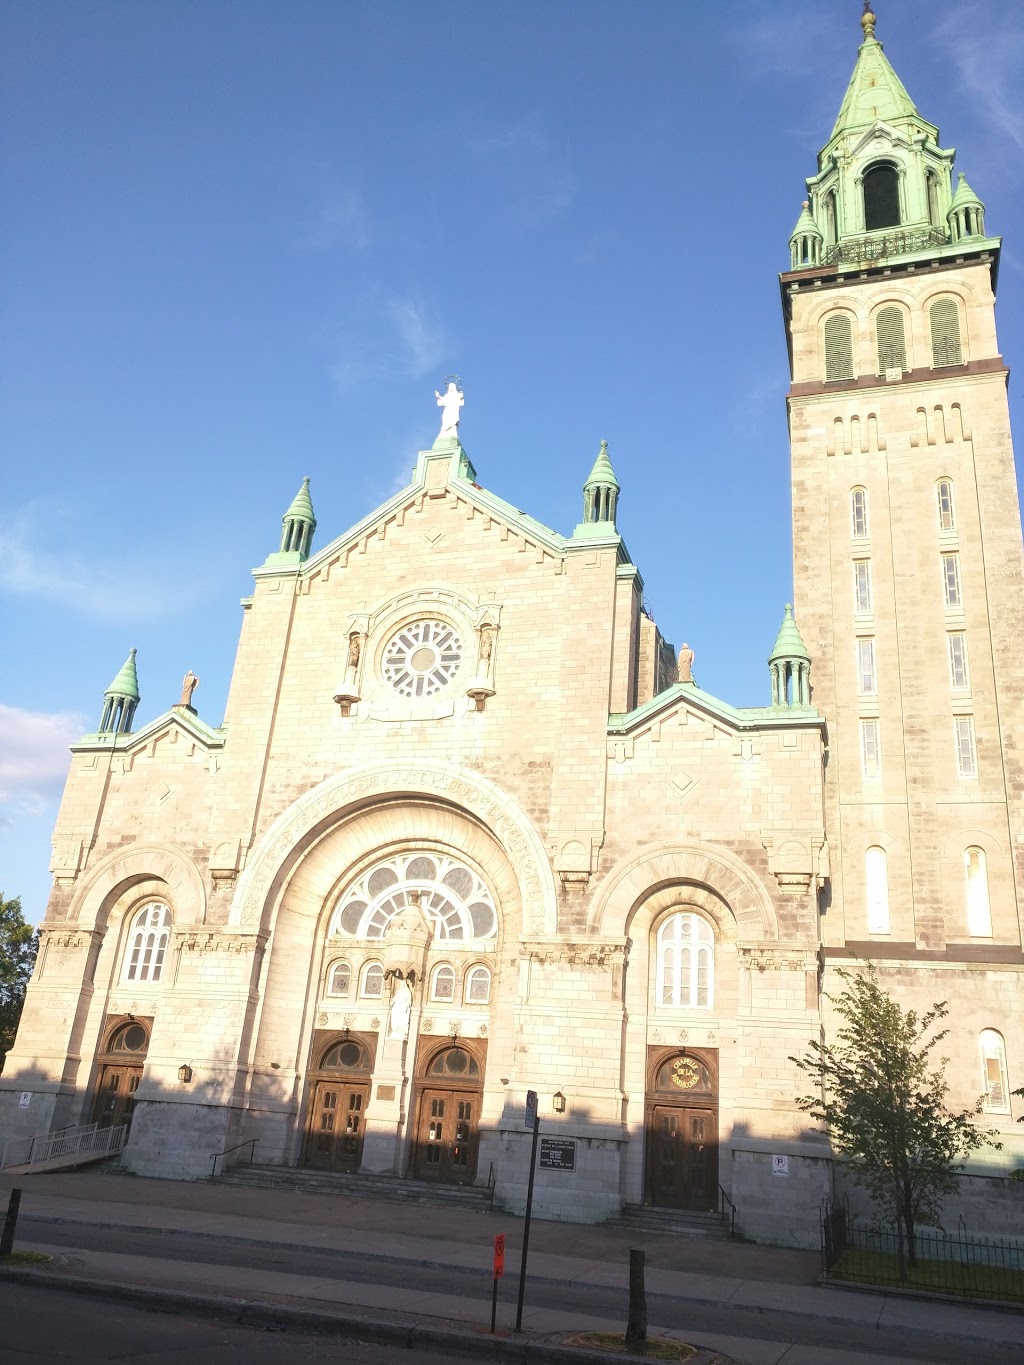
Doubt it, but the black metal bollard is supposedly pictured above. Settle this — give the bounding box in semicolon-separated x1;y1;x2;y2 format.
1;1189;22;1258
625;1246;647;1347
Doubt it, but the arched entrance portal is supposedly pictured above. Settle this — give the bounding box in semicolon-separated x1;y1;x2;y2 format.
645;1048;719;1211
91;1018;151;1131
411;1041;486;1184
303;1034;375;1172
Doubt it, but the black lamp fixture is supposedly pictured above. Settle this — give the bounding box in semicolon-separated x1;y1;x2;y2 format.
177;1063;193;1084
552;1090;566;1114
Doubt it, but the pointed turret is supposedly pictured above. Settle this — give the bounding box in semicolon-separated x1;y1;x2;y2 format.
99;648;140;735
265;477;316;566
830;5;920;142
948;172;986;242
768;606;811;707
582;440;620;527
789;201;823;269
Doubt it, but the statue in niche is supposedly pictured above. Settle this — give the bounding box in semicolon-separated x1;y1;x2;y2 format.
346;632;362;677
177;671;199;708
478;625;495;675
388;976;413;1040
435;379;464;438
678;643;694;683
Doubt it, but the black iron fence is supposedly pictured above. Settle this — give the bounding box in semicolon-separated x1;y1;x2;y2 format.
821;1196;1024;1304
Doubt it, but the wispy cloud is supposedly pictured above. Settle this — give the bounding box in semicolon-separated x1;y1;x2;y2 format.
933;4;1024;157
328;295;447;395
0;703;84;821
0;510;184;622
293;184;370;252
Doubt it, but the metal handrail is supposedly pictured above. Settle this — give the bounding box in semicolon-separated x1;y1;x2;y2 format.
209;1138;257;1180
718;1184;737;1238
2;1122;126;1172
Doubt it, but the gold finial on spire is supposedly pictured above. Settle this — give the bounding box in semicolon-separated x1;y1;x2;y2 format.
861;3;877;41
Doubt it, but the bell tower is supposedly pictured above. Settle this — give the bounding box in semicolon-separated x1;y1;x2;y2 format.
781;0;1024;1037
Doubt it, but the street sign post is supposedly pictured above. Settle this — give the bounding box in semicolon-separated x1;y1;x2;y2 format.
516;1090;541;1331
491;1232;506;1333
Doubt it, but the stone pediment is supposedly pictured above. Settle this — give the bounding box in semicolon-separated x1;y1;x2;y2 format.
70;707;226;758
849;120;913;161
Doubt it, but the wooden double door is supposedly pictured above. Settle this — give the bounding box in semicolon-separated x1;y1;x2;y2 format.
646;1048;719;1212
305;1080;370;1172
94;1064;143;1131
412;1088;479;1183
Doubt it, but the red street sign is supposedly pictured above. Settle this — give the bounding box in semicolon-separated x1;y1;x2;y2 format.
493;1233;506;1278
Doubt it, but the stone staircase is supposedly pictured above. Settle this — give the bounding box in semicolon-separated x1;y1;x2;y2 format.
216;1163;495;1212
617;1204;737;1241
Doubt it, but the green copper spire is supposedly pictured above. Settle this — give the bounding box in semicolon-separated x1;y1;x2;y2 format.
789;201;824;269
265;477;317;566
99;648;140;734
582;440;620;527
769;606;811;708
948;171;986;241
829;5;920;142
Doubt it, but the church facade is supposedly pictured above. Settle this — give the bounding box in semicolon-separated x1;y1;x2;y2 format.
2;9;1021;1246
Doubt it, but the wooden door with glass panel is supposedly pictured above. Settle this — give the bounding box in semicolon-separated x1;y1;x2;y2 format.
645;1048;719;1211
91;1020;150;1131
412;1044;483;1183
303;1035;373;1172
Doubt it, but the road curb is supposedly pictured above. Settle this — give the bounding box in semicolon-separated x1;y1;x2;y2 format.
0;1265;724;1365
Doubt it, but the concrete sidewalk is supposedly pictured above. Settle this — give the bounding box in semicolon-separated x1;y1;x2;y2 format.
3;1169;1022;1365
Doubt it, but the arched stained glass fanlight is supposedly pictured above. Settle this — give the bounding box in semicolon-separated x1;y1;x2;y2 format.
331;853;498;941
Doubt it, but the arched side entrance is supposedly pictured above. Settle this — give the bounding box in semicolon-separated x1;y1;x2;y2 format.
91;1018;152;1131
303;1033;376;1172
645;1047;719;1212
410;1040;486;1184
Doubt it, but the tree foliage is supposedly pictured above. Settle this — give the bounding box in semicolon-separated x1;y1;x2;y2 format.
791;967;1000;1266
0;894;37;1070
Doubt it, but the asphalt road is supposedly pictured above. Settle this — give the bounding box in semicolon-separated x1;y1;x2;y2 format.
13;1219;1023;1365
0;1281;489;1363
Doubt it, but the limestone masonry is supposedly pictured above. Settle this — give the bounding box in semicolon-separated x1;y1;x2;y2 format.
2;8;1021;1246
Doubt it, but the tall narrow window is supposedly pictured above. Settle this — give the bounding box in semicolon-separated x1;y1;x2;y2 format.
854;560;872;615
955;717;978;779
979;1031;1009;1112
926;170;942;227
965;848;992;937
947;633;970;691
930;298;963;367
656;912;715;1009
942;553;962;608
865;846;890;934
937;479;956;533
851;488;869;540
863;163;901;231
861;719;881;778
856;638;877;695
824;314;855;381
124;903;171;983
876;307;907;374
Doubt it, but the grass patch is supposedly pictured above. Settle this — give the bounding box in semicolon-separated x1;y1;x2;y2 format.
0;1251;53;1267
563;1332;695;1360
830;1248;1024;1303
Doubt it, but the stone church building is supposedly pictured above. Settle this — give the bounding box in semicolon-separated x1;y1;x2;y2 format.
2;8;1021;1245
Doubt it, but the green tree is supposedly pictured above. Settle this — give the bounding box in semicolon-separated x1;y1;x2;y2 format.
791;967;1000;1271
1012;1088;1024;1184
0;894;37;1071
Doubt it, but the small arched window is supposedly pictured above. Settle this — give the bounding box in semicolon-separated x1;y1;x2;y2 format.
108;1022;149;1054
930;299;963;367
824;314;855;382
124;903;170;983
656;912;714;1010
430;964;456;1002
465;965;491;1004
328;961;351;997
865;847;890;934
851;488;869;540
965;848;992;937
360;962;384;998
863;163;901;230
936;479;956;533
321;1038;370;1071
876;307;907;374
979;1031;1010;1112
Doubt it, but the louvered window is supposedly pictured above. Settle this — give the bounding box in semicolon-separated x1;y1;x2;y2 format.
876;307;907;374
930;298;963;367
824;314;854;381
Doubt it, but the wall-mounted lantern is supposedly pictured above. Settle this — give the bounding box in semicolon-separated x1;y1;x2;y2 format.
552;1090;566;1114
177;1064;193;1084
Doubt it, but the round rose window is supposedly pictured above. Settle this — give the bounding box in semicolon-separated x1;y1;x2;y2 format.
382;620;463;698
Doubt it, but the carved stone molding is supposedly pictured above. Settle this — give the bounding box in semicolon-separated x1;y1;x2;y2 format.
761;830;829;896
522;938;627;969
739;945;819;972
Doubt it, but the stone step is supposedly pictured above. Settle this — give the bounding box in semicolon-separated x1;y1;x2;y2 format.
216;1163;494;1211
617;1204;736;1240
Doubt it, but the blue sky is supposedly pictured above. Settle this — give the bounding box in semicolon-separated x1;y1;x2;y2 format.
2;1;1022;923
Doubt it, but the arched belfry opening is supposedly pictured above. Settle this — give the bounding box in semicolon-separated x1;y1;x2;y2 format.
863;162;901;231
